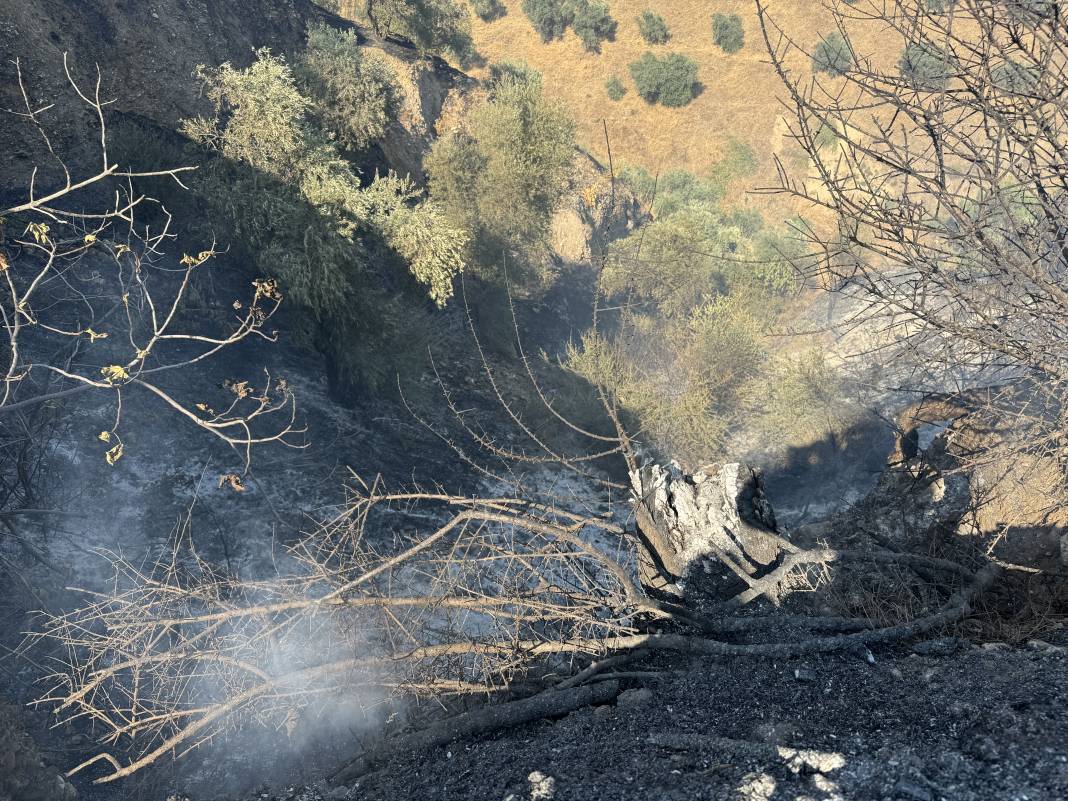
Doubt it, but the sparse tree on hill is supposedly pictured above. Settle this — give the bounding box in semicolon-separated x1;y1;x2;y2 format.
571;0;617;53
712;12;745;54
629;51;700;107
605;74;626;100
637;10;670;44
812;30;852;76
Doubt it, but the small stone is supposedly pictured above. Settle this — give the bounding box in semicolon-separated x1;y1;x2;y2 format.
528;770;556;801
326;786;349;800
981;642;1010;652
793;667;817;682
1026;639;1065;653
593;704;613;719
616;687;654;707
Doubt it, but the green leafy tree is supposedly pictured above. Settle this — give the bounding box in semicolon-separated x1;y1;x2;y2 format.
296;25;400;153
182;50;466;392
427;70;574;276
427;69;574;348
712;13;744;54
571;0;616;53
812;31;852;76
472;0;507;21
361;0;477;62
629;52;699;107
605;75;626;100
637;10;669;44
522;0;573;40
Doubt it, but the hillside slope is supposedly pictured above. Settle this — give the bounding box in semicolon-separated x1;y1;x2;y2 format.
466;0;898;218
0;0;473;190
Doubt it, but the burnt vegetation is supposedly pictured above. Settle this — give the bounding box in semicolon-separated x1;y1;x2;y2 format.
0;1;1066;799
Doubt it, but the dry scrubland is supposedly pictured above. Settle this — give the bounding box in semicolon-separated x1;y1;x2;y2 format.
468;0;897;216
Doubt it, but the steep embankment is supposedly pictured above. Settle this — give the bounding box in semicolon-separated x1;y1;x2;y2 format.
0;0;473;191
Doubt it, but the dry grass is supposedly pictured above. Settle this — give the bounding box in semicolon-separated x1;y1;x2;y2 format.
466;0;900;218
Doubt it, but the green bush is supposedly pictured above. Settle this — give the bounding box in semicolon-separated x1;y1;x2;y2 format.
637;10;669;44
522;0;615;51
488;59;542;88
605;75;627;100
712;13;744;54
710;138;757;191
1006;0;1056;23
571;0;617;53
812;31;852;77
361;0;477;62
296;25;400;153
181;50;466;394
522;0;573;40
472;0;507;21
991;59;1039;93
426;69;575;287
629;51;699;107
899;42;954;88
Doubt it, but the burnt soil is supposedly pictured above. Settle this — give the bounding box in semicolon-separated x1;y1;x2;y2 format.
228;637;1068;801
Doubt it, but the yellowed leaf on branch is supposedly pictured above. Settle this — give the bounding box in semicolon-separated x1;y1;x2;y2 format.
98;431;111;442
105;442;124;465
27;222;50;245
115;244;131;257
180;250;213;268
84;234;97;245
85;328;108;342
100;365;130;383
0;253;8;272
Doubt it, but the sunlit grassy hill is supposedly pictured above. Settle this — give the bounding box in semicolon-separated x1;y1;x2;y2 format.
468;0;896;217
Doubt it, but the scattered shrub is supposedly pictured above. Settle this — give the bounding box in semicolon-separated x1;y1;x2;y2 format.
522;0;573;41
522;0;616;51
899;41;954;88
488;59;542;88
360;0;477;62
710;138;757;191
637;10;669;44
571;0;617;53
605;75;627;100
812;31;852;76
426;69;575;283
991;59;1039;93
712;13;744;54
629;51;699;107
1006;0;1057;23
296;25;400;153
472;0;507;21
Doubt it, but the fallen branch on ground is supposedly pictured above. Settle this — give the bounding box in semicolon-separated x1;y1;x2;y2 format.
331;680;621;784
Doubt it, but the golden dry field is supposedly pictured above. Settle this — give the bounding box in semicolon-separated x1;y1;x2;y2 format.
467;0;901;217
